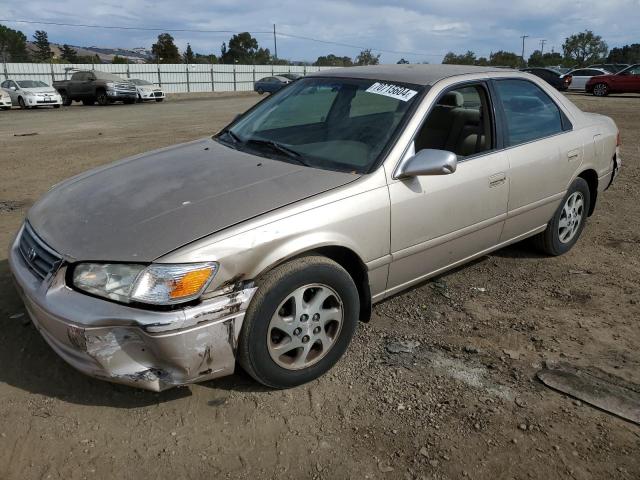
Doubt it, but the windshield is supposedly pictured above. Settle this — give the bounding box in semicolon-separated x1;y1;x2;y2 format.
218;77;422;173
130;79;152;85
16;80;48;88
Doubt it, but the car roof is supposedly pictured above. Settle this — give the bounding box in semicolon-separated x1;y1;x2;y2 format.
307;64;510;86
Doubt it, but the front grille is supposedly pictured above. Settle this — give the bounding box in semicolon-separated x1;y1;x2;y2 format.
153;91;163;97
115;82;136;92
18;223;62;279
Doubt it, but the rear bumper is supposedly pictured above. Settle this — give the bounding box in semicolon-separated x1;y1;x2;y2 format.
8;226;256;391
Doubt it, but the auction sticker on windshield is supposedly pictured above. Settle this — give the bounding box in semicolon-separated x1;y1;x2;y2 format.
365;82;418;102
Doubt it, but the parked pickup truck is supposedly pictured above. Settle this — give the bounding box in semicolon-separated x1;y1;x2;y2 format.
53;70;137;106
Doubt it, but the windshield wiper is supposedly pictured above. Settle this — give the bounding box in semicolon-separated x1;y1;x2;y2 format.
245;138;311;166
219;128;242;144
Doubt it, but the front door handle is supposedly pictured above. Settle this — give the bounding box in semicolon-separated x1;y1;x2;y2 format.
489;172;506;187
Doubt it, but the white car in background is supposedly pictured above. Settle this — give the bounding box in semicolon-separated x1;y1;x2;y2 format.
130;79;165;103
563;68;610;91
0;79;62;108
0;89;11;110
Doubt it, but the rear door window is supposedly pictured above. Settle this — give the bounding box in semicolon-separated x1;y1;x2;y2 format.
494;79;566;146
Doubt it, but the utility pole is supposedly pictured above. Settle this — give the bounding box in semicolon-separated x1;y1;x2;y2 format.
520;34;529;66
540;39;547;55
273;24;278;64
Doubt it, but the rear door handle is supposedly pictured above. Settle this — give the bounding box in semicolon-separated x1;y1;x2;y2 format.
489;172;506;187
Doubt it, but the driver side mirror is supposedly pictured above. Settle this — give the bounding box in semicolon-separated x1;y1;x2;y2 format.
395;149;458;179
9;86;16;91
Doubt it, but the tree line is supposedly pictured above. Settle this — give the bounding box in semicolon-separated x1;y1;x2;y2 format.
442;31;632;68
1;23;639;67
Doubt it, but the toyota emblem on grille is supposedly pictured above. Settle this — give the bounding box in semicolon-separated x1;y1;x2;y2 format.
27;247;37;262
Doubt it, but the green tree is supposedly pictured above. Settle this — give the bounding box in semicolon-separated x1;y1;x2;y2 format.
60;44;78;63
112;55;128;64
562;30;608;67
183;43;194;63
151;33;181;63
220;32;271;64
193;52;218;64
397;58;410;64
313;54;353;67
607;43;640;64
442;51;476;65
489;50;521;68
354;48;380;65
0;24;29;62
32;30;52;62
528;50;564;67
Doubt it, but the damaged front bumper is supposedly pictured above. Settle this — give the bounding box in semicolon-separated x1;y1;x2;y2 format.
8;231;256;392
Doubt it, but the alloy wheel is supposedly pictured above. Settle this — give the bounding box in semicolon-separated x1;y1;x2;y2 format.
558;191;584;244
267;284;343;370
593;83;608;97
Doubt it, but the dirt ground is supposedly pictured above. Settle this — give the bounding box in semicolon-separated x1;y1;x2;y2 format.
0;91;638;480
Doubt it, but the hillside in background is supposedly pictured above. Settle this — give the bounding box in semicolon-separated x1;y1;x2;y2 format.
25;41;152;63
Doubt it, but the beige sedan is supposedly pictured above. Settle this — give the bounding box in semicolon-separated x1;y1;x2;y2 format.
10;65;620;391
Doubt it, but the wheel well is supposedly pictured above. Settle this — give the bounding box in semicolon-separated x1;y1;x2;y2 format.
312;246;372;322
314;247;371;322
578;169;598;216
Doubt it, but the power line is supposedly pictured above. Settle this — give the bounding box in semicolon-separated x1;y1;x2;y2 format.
0;18;271;34
0;18;493;58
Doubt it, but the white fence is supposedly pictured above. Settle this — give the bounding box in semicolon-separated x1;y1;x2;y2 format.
1;63;336;93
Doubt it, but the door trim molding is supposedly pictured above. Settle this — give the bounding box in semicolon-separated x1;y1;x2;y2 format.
391;212;507;262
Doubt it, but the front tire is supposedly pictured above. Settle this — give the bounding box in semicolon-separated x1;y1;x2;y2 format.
18;97;28;109
238;256;360;389
96;90;109;106
592;83;609;97
60;91;72;106
257;88;264;95
534;177;590;256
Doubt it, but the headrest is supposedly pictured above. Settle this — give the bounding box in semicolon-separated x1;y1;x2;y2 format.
438;91;463;107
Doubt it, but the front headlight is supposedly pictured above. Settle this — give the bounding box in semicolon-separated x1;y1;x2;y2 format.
72;262;218;305
105;82;115;89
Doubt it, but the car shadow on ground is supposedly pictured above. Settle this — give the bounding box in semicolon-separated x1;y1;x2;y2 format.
0;259;269;408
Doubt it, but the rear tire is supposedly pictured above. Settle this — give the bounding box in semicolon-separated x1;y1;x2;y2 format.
533;177;590;256
592;83;609;97
238;256;360;389
96;90;109;106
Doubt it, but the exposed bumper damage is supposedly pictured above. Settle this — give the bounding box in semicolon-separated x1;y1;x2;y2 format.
8;232;256;392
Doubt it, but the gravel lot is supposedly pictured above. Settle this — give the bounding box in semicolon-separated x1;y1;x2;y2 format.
0;91;638;480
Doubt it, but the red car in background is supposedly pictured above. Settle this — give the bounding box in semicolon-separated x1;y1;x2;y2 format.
586;64;640;96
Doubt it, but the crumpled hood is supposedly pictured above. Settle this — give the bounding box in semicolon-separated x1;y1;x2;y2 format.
28;138;359;262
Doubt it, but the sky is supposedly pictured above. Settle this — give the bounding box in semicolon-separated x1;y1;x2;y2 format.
2;0;640;63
